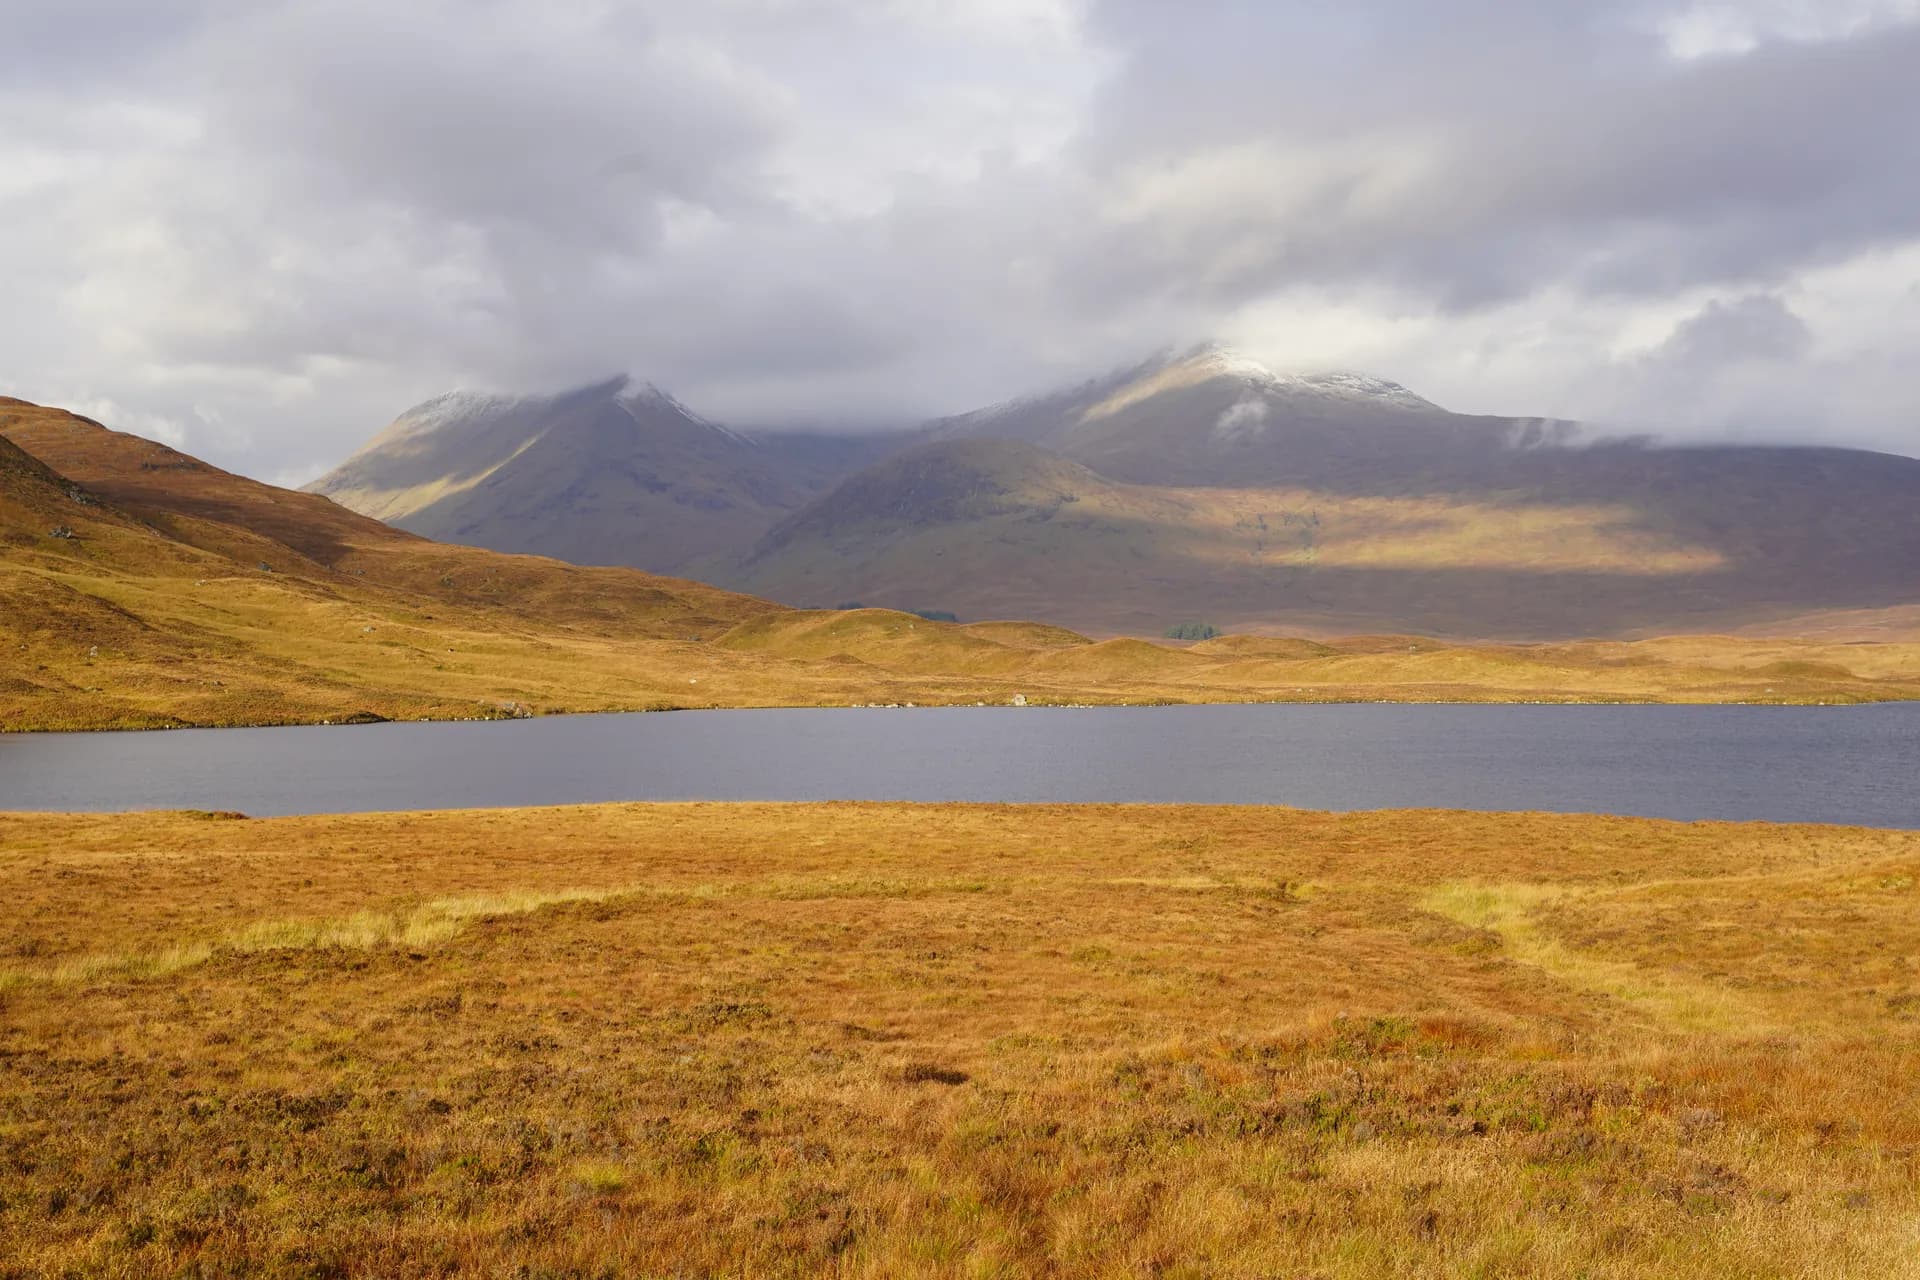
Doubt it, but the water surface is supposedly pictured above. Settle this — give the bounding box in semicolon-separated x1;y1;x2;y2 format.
3;704;1915;825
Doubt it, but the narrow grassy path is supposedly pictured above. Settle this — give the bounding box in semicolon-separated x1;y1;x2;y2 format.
1422;881;1778;1035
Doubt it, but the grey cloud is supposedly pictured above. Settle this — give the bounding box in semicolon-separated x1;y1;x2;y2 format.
1658;295;1815;366
1062;9;1920;312
1576;291;1905;451
1;0;1917;477
0;0;213;86
204;3;782;237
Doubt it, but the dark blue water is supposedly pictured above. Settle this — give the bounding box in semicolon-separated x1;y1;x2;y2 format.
1;704;1915;825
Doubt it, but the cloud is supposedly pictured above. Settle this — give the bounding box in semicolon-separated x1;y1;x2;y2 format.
1655;294;1815;366
1212;397;1270;443
1572;284;1918;450
1;0;1917;479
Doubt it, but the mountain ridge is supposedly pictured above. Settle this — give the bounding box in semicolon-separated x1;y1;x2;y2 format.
306;375;892;574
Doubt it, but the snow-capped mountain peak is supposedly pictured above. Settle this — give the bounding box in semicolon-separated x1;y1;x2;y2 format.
1179;344;1438;411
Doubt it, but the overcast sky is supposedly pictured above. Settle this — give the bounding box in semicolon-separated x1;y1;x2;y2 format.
4;0;1918;482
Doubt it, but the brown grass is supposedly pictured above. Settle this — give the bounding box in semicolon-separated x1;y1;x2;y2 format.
3;802;1918;1276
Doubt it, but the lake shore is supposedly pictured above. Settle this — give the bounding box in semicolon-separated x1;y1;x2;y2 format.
4;800;1917;1276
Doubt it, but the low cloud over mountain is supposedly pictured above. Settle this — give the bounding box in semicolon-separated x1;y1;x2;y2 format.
4;1;1918;478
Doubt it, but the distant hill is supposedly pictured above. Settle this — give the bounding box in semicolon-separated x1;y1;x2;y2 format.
720;347;1920;638
306;376;892;575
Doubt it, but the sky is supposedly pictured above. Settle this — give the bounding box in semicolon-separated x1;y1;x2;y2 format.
3;0;1918;483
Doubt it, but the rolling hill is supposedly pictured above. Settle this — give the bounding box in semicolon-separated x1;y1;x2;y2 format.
305;377;889;575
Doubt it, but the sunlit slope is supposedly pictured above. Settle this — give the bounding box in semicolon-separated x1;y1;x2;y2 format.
1;399;772;636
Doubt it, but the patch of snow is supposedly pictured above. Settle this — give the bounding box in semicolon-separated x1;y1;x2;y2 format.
391;389;524;438
621;381;754;445
1285;372;1437;411
1182;344;1439;411
1191;345;1285;384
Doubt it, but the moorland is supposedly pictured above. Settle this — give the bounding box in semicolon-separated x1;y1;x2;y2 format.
3;801;1918;1277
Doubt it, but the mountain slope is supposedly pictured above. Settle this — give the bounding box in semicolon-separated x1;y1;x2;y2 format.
1;398;773;637
725;438;1741;635
721;347;1920;638
307;377;889;573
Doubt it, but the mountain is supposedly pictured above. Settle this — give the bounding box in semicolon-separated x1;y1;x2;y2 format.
721;346;1920;638
306;376;890;575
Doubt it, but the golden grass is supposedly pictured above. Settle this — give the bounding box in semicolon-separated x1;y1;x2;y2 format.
14;552;1920;733
0;887;627;989
1155;486;1730;574
3;802;1920;1276
1421;883;1776;1036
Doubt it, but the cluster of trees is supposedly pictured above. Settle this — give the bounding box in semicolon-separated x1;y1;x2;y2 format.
1164;621;1219;641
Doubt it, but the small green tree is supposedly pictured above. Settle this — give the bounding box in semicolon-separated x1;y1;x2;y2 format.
1164;621;1220;641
